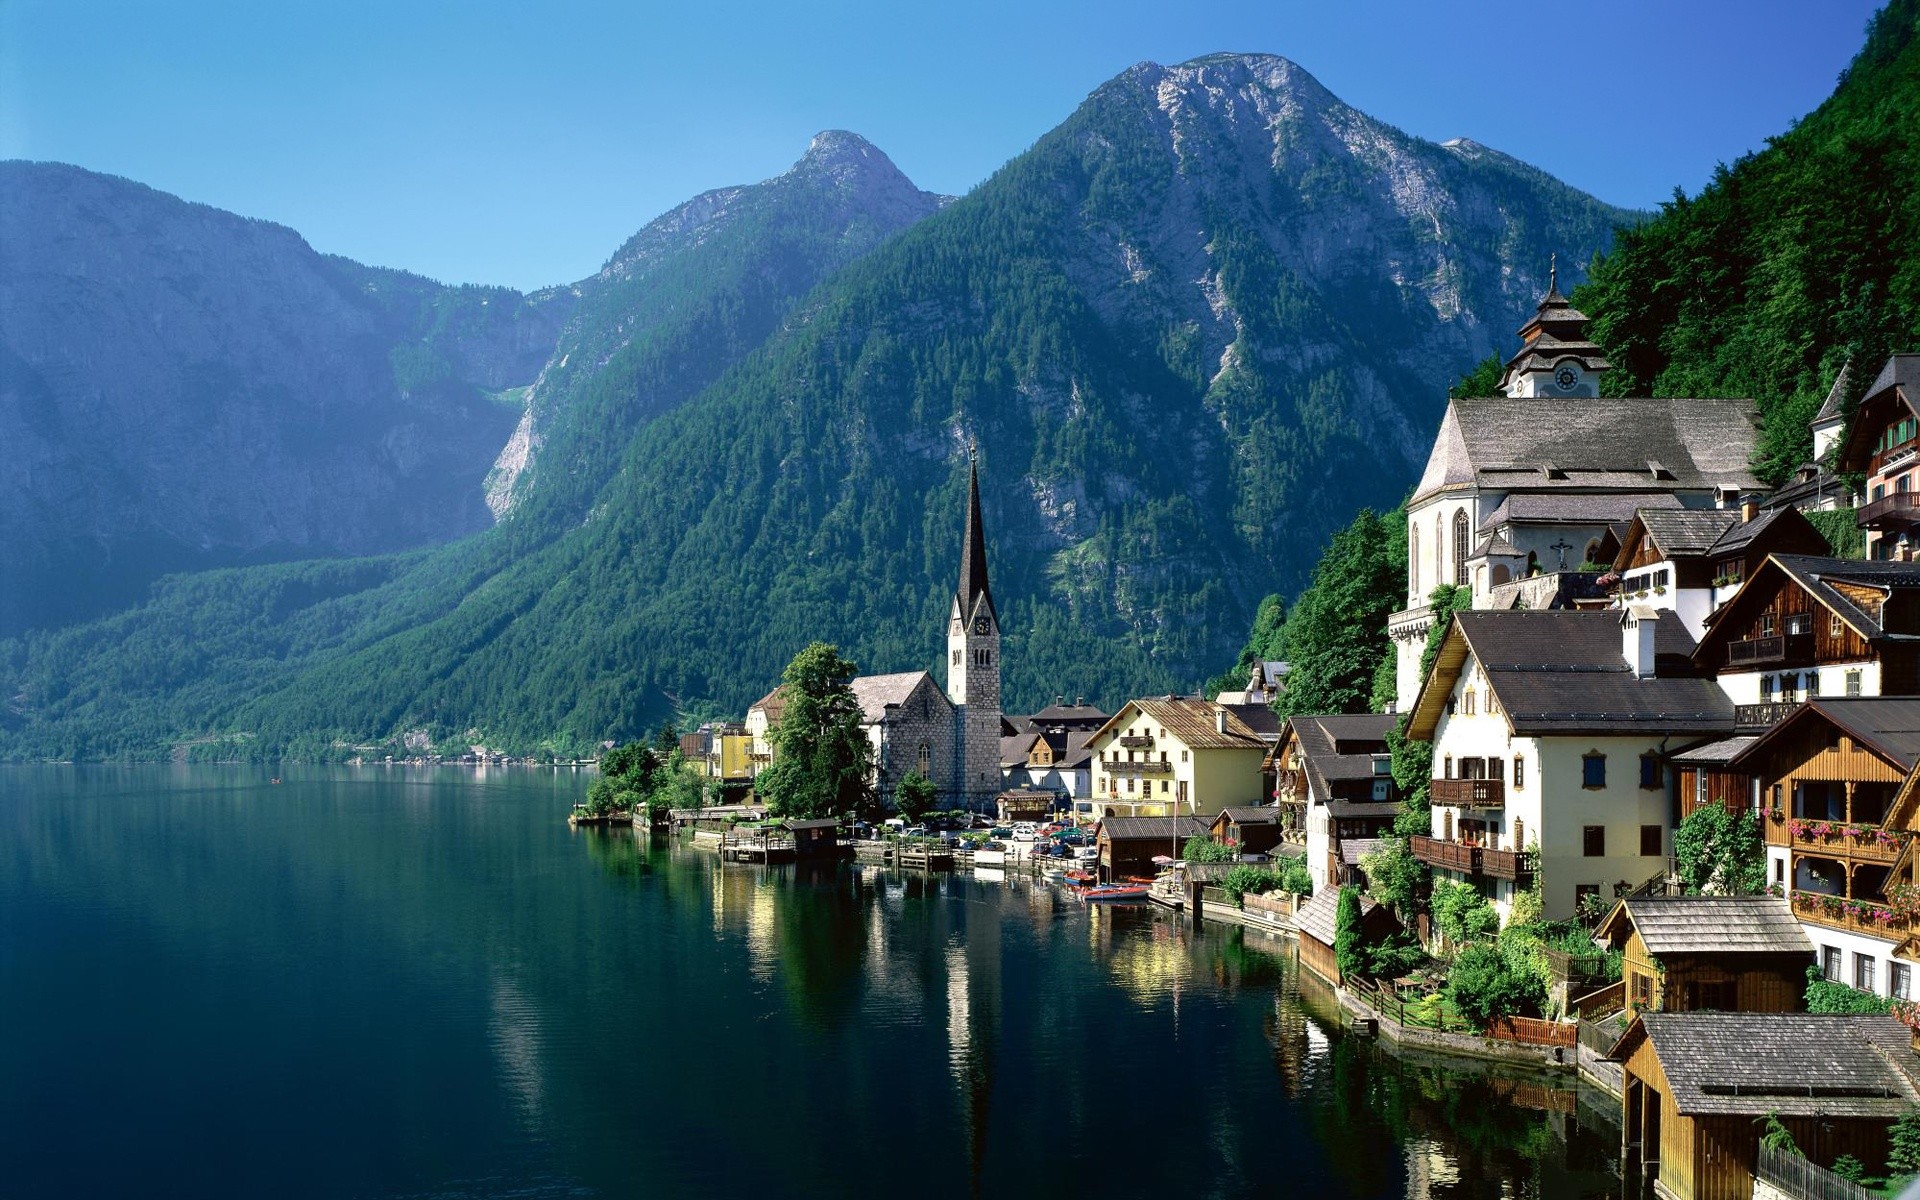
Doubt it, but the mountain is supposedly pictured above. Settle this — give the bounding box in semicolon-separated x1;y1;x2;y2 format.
491;130;949;523
1577;0;1920;483
0;161;575;634
0;57;1638;760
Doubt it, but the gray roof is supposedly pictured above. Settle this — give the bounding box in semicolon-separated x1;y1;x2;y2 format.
1215;806;1278;826
1632;508;1742;558
1413;396;1761;505
1730;698;1920;774
1028;702;1111;725
1433;610;1733;737
1340;837;1384;866
1221;703;1284;740
1668;735;1757;764
1099;816;1211;842
1000;732;1040;766
1294;887;1385;947
1862;353;1920;407
850;671;943;723
1284;713;1396;799
1611;896;1813;956
1479;491;1682;533
1325;800;1401;819
1704;506;1825;559
781;818;840;831
1620;1013;1920;1118
1766;555;1920;643
1812;359;1853;426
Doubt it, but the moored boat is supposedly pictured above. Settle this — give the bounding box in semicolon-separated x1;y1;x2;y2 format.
1079;884;1149;902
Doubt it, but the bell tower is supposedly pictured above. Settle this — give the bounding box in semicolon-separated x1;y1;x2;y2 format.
947;446;1002;806
1499;256;1612;398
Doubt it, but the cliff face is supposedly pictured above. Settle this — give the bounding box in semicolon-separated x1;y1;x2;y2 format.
0;162;572;633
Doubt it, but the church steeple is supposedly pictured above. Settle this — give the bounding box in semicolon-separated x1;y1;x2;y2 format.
956;445;995;625
1498;256;1612;398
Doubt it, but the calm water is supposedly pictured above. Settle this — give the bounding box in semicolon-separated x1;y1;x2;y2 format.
0;766;1623;1199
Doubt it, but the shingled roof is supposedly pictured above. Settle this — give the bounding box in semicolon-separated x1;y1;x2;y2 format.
1284;713;1396;800
1698;556;1920;664
1098;816;1211;842
1599;896;1813;957
1294;887;1389;948
1413;396;1761;505
1480;491;1682;533
1408;610;1733;740
1812;359;1853;428
1612;1013;1920;1118
1730;698;1920;775
849;671;942;723
1094;697;1269;750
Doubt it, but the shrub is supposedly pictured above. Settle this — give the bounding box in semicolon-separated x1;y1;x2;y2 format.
1281;859;1314;897
1446;942;1545;1030
1183;836;1236;863
1805;964;1896;1013
1367;932;1427;980
1334;887;1367;981
1674;804;1767;895
1888;1108;1920;1178
1831;1155;1866;1184
1432;880;1501;947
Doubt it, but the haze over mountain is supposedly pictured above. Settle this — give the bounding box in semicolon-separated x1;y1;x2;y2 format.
1;52;1640;759
0;162;575;634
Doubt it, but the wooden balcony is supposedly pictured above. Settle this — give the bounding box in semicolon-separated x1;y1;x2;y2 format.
1409;835;1479;874
1274;769;1303;797
1790;888;1911;939
1726;631;1813;667
1103;759;1172;775
1118;735;1154;749
1734;701;1801;730
1787;820;1912;865
1431;777;1505;809
1859;491;1920;528
1480;846;1534;884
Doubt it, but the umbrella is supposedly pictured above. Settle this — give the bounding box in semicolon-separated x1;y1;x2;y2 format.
1151;855;1174;864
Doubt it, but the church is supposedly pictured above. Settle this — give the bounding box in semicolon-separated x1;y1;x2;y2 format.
746;453;1004;809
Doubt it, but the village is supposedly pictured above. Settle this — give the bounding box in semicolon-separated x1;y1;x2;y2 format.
577;282;1920;1200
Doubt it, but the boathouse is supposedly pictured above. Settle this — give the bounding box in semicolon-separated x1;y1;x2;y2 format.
1293;887;1399;987
780;818;841;858
1610;1011;1920;1200
1594;895;1813;1013
1096;816;1209;882
1210;806;1283;856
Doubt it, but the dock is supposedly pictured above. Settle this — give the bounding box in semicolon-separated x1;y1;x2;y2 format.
718;829;796;863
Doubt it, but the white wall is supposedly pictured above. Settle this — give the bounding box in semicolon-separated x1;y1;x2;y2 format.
1714;661;1880;705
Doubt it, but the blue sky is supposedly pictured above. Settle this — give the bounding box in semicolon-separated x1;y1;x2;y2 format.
1;0;1886;291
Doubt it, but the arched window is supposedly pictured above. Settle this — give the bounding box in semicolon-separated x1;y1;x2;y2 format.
1490;564;1511;586
917;743;931;776
1452;510;1470;586
1410;524;1420;595
1436;515;1445;587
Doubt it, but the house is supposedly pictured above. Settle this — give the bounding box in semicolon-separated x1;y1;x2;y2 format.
1605;505;1829;639
1085;697;1274;821
1721;698;1920;1000
682;722;755;782
1209;806;1284;857
999;721;1097;803
780;818;842;858
1293;887;1400;987
1386;273;1762;710
1021;698;1110;733
1406;608;1734;922
1272;713;1400;893
995;788;1057;824
1095;815;1211;882
746;454;1005;808
1610;1012;1920;1200
1832;354;1920;561
1595;896;1813;1014
1216;659;1290;705
1690;554;1920;730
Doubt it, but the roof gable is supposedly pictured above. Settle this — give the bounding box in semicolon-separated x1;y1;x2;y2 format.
1728;697;1920;776
1599;896;1814;956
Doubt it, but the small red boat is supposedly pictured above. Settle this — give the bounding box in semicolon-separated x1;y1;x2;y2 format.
1079;884;1149;902
1063;869;1097;885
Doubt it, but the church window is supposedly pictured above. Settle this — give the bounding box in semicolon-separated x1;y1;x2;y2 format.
1452;511;1469;586
952;649;961;666
1410;525;1420;594
917;743;930;776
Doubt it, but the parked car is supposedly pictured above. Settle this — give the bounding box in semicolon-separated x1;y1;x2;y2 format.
1073;845;1098;863
990;826;1012;838
1011;825;1038;842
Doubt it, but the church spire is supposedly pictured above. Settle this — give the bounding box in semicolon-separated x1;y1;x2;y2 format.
957;445;995;623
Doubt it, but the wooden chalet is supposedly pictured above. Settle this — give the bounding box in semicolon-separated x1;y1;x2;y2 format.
994;788;1056;823
1607;504;1829;640
1831;354;1920;562
1209;806;1283;856
1723;698;1920;998
1611;1012;1920;1200
1692;553;1920;731
1595;896;1813;1014
1272;713;1400;894
1293;887;1399;987
1095;816;1210;882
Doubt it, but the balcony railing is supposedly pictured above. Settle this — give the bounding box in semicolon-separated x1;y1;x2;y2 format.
1788;819;1912;864
1118;735;1154;749
1481;846;1534;883
1858;492;1920;528
1409;835;1480;874
1103;759;1172;775
1431;778;1505;809
1275;769;1303;798
1735;701;1802;730
1727;631;1814;667
1790;888;1911;938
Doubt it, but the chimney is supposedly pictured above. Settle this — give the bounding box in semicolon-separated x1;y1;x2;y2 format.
1739;499;1757;523
1215;707;1229;735
1624;607;1658;679
1075;696;1084;707
1055;695;1065;706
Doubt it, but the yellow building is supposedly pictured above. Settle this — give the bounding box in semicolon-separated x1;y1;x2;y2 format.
1086;697;1275;820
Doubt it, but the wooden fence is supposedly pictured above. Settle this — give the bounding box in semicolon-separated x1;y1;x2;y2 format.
1570;978;1625;1019
1755;1144;1876;1200
1486;1015;1576;1048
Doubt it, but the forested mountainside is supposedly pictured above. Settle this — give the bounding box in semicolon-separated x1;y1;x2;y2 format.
0;54;1636;760
1577;0;1920;484
0;162;575;635
1209;1;1920;719
491;130;949;524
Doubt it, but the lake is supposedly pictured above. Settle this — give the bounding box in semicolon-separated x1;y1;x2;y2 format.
0;766;1624;1198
